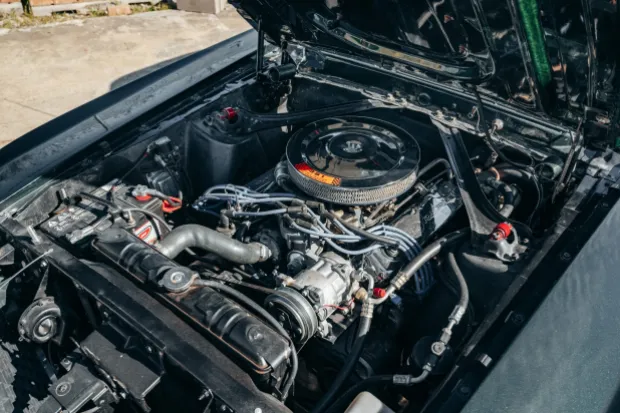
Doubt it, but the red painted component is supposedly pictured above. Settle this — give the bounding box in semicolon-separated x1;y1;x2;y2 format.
133;221;158;245
135;194;152;202
162;197;182;214
136;226;152;241
492;222;513;240
373;288;387;298
294;162;312;172
221;107;238;123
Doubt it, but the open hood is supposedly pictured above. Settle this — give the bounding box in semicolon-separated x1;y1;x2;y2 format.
230;0;620;139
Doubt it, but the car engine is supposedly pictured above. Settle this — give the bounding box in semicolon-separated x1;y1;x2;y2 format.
0;60;608;413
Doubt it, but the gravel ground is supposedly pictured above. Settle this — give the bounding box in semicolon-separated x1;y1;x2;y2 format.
0;8;250;144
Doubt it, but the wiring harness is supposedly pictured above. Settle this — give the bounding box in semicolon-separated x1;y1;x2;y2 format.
193;184;434;295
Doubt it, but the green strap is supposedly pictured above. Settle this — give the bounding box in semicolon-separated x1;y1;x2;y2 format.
518;0;552;86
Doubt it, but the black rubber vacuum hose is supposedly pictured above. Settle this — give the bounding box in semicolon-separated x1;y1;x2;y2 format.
157;224;270;263
497;183;517;218
311;314;373;413
447;251;469;311
417;158;454;180
496;167;539;191
193;279;298;401
388;229;469;294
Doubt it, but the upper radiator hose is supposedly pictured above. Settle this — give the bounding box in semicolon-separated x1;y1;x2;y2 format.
157;224;271;263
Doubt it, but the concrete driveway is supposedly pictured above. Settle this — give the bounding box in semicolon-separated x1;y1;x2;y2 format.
0;8;250;144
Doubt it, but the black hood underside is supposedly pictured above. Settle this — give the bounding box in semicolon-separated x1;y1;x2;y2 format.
231;0;620;143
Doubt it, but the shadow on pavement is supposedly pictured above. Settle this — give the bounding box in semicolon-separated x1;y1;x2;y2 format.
110;52;194;91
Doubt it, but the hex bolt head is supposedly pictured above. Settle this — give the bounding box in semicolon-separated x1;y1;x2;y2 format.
511;313;524;325
431;341;446;356
459;386;471;396
60;358;73;371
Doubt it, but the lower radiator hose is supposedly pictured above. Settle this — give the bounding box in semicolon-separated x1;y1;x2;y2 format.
311;303;374;413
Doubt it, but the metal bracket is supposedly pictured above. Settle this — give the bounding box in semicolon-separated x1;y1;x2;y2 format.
0;243;14;266
48;361;114;413
432;118;505;244
256;17;265;79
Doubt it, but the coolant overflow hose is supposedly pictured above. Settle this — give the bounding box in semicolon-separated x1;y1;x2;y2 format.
157;224;271;263
311;302;374;413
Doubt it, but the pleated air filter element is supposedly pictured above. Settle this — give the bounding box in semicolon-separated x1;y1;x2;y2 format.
286;117;421;205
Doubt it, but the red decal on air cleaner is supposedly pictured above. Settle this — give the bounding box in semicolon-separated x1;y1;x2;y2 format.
294;163;341;186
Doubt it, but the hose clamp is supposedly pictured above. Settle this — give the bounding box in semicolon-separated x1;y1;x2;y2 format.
391;272;407;290
254;243;272;262
393;375;411;386
449;305;466;325
361;302;375;318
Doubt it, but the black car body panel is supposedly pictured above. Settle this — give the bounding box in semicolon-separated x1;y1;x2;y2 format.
231;0;619;138
461;183;620;413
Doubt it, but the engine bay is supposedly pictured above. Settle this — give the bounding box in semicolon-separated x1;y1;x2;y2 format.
0;63;610;413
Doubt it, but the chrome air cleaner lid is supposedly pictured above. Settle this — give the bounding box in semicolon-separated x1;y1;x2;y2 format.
286;117;420;205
